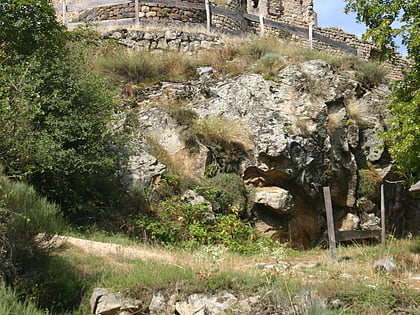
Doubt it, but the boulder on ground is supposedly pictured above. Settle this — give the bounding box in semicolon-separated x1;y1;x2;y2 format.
90;288;140;315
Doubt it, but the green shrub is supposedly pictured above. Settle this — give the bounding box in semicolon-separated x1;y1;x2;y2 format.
357;168;382;199
132;196;272;254
336;286;397;311
195;173;247;213
150;173;195;204
134;197;210;244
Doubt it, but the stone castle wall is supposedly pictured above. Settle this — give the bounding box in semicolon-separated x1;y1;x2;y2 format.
105;28;224;51
74;2;205;24
68;0;408;81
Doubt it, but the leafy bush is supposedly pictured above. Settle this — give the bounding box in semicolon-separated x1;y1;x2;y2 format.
133;197;272;254
0;11;128;219
195;173;247;213
134;197;211;243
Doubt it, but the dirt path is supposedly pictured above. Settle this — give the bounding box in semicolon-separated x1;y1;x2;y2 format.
56;236;179;264
53;235;271;273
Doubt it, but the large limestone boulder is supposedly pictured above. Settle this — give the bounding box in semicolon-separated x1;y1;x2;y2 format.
254;186;294;213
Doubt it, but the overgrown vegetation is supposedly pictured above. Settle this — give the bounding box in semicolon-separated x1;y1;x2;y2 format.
0;284;48;315
0;1;415;313
357;168;382;200
93;35;387;89
96;50;200;84
126;172;267;254
18;235;419;315
0;1;129;220
0;175;64;285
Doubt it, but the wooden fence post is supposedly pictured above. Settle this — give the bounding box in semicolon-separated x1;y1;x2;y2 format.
381;184;386;248
205;0;211;31
308;23;313;50
323;186;337;262
259;14;264;36
62;1;67;27
135;0;140;25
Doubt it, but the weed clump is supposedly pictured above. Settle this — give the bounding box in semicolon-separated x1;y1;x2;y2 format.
357;168;382;199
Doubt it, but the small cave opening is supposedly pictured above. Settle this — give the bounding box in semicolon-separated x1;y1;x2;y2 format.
252;0;259;8
253;203;292;227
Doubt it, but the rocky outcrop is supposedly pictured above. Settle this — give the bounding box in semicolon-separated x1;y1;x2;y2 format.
127;58;418;247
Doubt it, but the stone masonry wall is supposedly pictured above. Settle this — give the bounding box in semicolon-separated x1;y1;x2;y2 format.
74;2;205;24
104;29;224;52
211;0;248;32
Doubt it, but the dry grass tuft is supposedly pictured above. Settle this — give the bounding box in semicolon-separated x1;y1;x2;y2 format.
346;98;375;127
327;109;346;133
193;115;254;151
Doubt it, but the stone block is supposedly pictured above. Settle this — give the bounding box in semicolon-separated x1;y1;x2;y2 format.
145;11;156;17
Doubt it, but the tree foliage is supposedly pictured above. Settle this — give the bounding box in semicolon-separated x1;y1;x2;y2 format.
0;0;65;58
0;0;126;217
344;0;419;180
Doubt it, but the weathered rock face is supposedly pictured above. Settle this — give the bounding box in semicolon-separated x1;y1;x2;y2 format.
128;58;418;247
186;60;393;247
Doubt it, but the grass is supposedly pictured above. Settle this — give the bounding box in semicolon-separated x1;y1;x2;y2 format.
14;235;418;314
94;50;200;84
346;98;375;127
88;33;387;89
192;115;254;151
0;285;48;315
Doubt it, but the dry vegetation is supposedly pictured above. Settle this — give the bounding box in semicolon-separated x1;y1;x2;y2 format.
88;33;387;89
53;235;420;314
346;98;376;127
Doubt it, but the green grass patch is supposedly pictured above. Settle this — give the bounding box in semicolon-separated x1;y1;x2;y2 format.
0;285;48;315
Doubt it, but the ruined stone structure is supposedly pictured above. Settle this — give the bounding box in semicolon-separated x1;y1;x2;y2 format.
66;0;409;81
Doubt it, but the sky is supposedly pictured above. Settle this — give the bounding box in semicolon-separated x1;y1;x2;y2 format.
313;0;407;56
313;0;366;38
